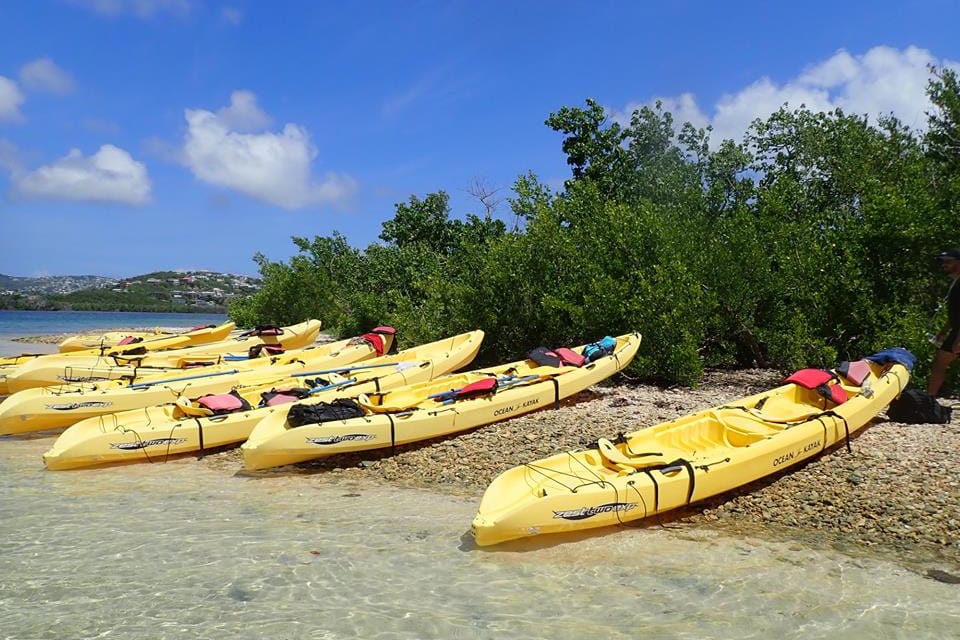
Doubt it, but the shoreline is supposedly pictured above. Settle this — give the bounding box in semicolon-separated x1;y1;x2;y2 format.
4;334;959;577
8;326;190;345
213;368;960;575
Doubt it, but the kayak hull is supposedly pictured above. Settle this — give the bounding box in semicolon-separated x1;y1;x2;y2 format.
42;331;483;469
4;320;322;392
470;358;909;546
0;327;398;435
241;333;642;471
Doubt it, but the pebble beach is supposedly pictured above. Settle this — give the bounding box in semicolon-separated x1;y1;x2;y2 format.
8;333;960;580
214;367;960;578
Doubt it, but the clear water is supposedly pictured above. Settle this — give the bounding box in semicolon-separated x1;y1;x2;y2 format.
0;310;228;356
1;436;958;640
1;313;958;639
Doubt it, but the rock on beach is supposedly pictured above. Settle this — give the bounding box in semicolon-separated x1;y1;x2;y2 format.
6;332;958;575
217;368;960;573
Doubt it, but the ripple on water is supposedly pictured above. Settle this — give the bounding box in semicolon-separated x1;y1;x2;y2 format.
0;435;957;640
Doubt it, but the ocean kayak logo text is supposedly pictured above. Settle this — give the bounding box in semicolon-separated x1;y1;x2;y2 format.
46;401;113;411
306;434;375;446
553;502;637;521
110;438;186;450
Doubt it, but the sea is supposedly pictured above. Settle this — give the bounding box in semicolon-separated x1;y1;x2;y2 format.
1;311;958;639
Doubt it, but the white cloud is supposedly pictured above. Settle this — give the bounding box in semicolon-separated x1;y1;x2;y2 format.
612;93;710;133
19;58;75;94
0;75;25;122
611;45;960;147
69;0;192;18
12;145;151;205
182;92;356;209
215;90;271;132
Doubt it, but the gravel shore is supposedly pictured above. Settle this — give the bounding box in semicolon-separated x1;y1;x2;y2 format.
209;368;960;577
7;332;959;578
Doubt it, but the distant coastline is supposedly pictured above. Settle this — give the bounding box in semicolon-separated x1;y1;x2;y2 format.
0;269;259;314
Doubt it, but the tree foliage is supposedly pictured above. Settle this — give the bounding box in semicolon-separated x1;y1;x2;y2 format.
230;77;960;389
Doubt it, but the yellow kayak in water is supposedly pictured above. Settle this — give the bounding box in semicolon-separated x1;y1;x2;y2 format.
470;352;911;546
0;322;236;394
42;331;482;469
241;333;641;471
0;326;399;434
57;324;236;353
4;319;322;392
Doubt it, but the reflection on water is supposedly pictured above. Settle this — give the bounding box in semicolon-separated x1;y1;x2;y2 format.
1;435;957;640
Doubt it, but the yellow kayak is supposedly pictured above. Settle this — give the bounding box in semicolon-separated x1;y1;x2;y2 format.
42;331;483;469
57;324;235;353
470;352;911;546
0;326;399;434
241;333;641;471
0;321;236;394
4;319;322;392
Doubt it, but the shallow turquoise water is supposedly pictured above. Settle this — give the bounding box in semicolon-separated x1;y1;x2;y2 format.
1;435;957;640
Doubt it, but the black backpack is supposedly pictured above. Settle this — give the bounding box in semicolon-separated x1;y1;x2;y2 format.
287;398;365;427
886;388;952;424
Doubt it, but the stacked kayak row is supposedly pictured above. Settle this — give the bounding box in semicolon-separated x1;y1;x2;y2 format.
0;324;397;433
0;320;322;394
43;330;484;469
0;320;238;393
0;325;643;476
1;319;324;393
0;321;912;548
241;332;642;470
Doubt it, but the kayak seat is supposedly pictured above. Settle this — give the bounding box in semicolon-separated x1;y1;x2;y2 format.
528;346;587;368
655;419;735;453
174;397;214;418
837;359;872;386
784;368;849;405
722;428;766;447
259;387;312;407
746;397;829;426
711;411;781;444
196;390;252;415
596;438;666;470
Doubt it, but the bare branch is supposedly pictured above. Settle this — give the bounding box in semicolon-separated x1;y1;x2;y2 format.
464;177;503;220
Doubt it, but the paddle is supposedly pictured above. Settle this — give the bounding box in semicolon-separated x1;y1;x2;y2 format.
431;370;571;405
308;377;358;394
291;361;416;378
126;368;241;389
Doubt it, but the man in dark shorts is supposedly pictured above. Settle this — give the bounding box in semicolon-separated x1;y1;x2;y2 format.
928;248;960;397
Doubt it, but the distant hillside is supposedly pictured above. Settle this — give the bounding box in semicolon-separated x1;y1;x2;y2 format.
0;270;261;313
0;273;117;295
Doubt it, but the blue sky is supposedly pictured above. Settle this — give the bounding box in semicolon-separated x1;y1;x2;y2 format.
1;1;959;278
